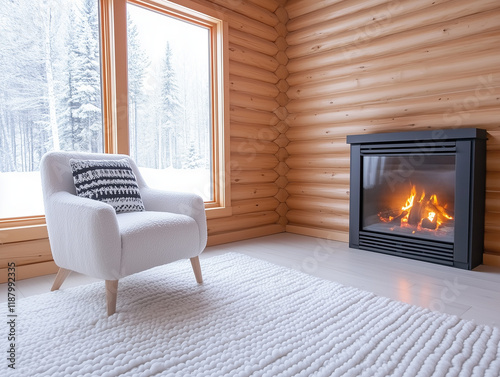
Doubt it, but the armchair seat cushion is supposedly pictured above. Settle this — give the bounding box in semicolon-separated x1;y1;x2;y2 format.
117;211;200;277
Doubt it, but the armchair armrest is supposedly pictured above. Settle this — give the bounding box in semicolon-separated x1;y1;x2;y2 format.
140;187;207;253
45;191;122;280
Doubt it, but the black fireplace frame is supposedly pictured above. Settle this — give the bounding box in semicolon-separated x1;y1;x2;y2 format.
347;128;487;270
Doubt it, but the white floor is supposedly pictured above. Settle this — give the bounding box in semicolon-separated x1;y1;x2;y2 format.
2;233;499;327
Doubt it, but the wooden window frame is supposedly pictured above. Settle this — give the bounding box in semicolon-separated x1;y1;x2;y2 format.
0;0;231;244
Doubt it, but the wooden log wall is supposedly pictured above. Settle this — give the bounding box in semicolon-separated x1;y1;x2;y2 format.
284;0;500;262
192;0;290;245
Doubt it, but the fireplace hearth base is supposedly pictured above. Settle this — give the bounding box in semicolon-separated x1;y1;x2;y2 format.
347;128;486;270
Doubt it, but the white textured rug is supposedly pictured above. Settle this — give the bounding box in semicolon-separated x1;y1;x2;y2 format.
3;253;500;377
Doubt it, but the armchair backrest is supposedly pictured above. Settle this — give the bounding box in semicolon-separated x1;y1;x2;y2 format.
40;151;147;200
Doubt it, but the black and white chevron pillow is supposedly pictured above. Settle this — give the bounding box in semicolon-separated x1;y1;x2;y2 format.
69;158;145;213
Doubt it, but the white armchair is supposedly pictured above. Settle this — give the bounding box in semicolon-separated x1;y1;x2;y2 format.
40;151;207;315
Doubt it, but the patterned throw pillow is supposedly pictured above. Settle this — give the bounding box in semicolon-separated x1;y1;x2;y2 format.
69;158;145;213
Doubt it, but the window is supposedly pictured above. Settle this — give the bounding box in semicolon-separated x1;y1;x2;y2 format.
0;0;103;220
127;3;213;201
0;0;229;233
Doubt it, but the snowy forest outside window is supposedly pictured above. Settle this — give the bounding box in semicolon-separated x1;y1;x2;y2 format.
0;0;228;224
127;3;213;201
0;0;103;219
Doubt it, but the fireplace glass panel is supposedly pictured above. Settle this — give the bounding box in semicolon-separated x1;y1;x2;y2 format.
362;154;455;243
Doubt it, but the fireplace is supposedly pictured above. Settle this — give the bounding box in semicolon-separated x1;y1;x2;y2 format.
347;128;486;269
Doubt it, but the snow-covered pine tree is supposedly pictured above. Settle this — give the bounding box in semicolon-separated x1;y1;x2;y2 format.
160;41;181;169
70;0;102;152
127;13;150;162
184;142;202;169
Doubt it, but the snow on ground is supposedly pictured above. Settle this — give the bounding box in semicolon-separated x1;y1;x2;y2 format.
138;167;212;201
0;168;211;219
0;171;44;219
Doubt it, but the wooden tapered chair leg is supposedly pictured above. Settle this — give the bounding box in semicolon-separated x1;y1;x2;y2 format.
51;268;72;291
190;256;203;284
106;280;119;316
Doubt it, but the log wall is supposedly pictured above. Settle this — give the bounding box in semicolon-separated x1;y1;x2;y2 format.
184;0;290;245
284;0;500;261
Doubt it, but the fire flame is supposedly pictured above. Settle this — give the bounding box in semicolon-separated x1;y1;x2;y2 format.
402;185;416;212
427;211;436;222
379;185;453;231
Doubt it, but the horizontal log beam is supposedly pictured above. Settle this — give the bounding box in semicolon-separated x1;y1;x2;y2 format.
230;75;280;98
486;173;500;191
231;91;279;112
287;0;386;33
484;231;500;253
0;261;58;283
287;209;349;231
286;109;500;141
287;0;499;55
286;225;349;243
229;61;278;84
246;0;280;13
232;197;280;215
231;154;279;170
286;90;500;127
287;10;500;73
228;11;279;41
485;192;500;213
229;43;279;72
207;224;284;246
286;139;350;155
230;122;280;141
286;155;350;169
0;224;48;244
486;152;500;172
287;72;500;113
208;211;280;234
0;238;52;268
231;137;280;155
287;195;350;215
231;169;279;185
288;51;500;101
220;0;279;26
231;183;279;201
485;212;500;232
286;183;350;200
229;28;279;56
286;0;345;20
287;168;350;185
287;31;500;87
230;106;279;126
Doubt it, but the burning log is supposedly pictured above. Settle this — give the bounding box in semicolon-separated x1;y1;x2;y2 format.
407;201;423;226
421;217;438;230
378;210;408;225
391;210;408;224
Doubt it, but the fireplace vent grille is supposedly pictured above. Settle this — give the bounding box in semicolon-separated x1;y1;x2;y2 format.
358;231;454;266
360;142;456;155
